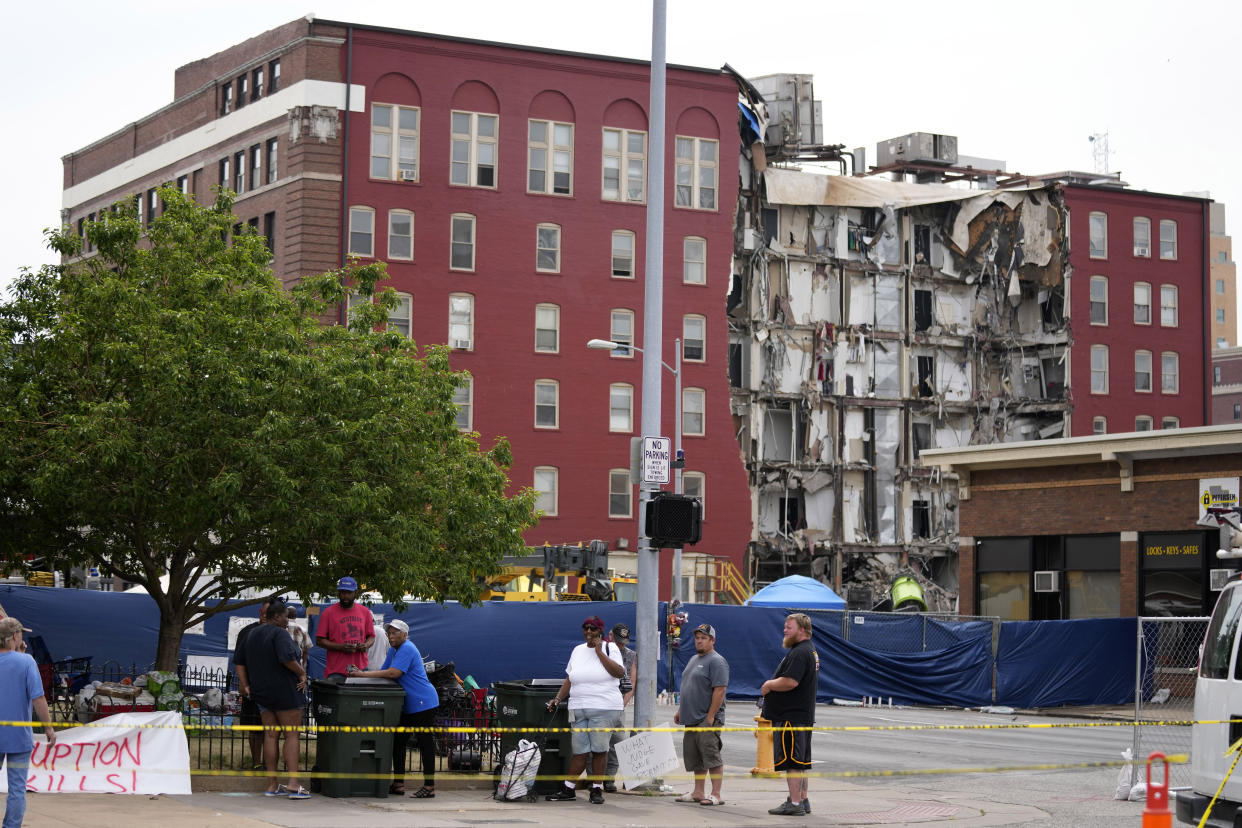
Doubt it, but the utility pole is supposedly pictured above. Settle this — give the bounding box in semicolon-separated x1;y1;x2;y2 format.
633;0;666;737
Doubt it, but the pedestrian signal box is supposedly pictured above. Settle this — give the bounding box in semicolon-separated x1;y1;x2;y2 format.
645;492;702;548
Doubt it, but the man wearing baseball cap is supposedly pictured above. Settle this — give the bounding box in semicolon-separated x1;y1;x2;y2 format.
315;576;375;677
674;623;729;806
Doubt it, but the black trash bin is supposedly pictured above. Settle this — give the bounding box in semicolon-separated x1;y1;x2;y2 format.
311;677;406;798
492;679;570;796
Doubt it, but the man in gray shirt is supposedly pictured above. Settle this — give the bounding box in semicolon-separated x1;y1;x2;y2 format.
674;623;728;806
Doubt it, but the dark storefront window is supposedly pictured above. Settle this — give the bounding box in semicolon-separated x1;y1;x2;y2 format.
1064;535;1120;619
977;537;1031;620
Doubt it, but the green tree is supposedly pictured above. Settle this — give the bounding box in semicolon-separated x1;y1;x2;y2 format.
0;189;536;669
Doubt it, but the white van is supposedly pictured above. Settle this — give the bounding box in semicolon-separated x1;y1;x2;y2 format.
1178;575;1242;825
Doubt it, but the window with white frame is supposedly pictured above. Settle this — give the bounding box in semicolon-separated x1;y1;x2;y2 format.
452;377;472;431
1133;217;1151;257
1089;212;1107;259
609;383;633;432
1090;345;1109;394
682;387;705;436
450;214;476;270
450;111;497;188
683;471;704;518
683;315;705;362
1160;285;1177;327
1089;275;1108;324
610;309;634;357
371;104;420;181
1135;416;1153;432
1162;416;1180;430
1161;351;1179;393
388;210;413;260
602;127;646;202
348;206;375;257
449;293;474;350
388;291;412;337
1135;350;1152;392
683;237;706;284
528;120;573;195
266;138;278;184
1134;282;1151;325
533;466;558;516
535;303;559;353
674;136;718;210
608;469;631;518
611;230;635;278
1092;417;1107;435
536;224;561;273
534;380;559;429
347;292;369;326
1160;219;1177;259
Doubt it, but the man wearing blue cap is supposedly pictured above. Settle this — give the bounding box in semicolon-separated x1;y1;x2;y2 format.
315;576;375;677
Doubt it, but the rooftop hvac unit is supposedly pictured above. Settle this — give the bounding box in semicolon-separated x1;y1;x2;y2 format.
1034;570;1060;593
1211;568;1235;591
876;132;959;168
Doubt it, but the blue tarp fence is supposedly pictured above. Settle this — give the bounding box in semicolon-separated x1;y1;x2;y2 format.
0;584;1139;708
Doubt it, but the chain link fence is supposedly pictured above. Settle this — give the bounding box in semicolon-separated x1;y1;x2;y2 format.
1134;616;1209;790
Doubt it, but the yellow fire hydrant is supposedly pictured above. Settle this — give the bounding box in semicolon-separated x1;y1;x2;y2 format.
751;715;778;776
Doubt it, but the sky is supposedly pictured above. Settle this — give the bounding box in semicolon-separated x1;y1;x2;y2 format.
4;0;1239;306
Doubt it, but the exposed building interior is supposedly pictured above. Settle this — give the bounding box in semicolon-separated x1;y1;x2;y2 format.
730;73;1070;611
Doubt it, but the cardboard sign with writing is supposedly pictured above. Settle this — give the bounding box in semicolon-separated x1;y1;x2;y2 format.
614;724;679;790
0;710;191;795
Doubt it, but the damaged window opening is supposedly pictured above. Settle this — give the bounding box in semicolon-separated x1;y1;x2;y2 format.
914;289;933;332
912;422;932;459
778;495;803;535
912;499;931;540
913;225;931;264
728;342;746;388
916;355;935;398
761;403;805;462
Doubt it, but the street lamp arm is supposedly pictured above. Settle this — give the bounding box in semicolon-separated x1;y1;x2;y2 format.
586;339;678;376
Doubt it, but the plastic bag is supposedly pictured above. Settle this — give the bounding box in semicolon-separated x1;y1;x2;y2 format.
1114;748;1133;800
495;739;541;801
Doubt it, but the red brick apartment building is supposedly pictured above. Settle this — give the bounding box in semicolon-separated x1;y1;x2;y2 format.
1049;181;1211;435
60;17;751;597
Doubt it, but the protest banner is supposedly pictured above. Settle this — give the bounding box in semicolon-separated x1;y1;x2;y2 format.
0;710;191;795
614;724;680;790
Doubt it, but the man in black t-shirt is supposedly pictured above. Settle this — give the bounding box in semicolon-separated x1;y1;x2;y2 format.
760;612;819;817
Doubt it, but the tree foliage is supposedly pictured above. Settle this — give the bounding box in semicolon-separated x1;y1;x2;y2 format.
0;189;536;668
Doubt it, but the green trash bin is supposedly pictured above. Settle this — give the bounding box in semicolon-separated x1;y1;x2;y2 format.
492;679;570;796
311;677;406;798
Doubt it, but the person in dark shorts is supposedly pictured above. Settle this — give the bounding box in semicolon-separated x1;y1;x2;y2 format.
760;612;819;816
238;599;310;799
233;597;273;769
673;623;728;806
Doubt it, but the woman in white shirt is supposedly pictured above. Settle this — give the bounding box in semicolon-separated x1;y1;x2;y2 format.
543;615;626;804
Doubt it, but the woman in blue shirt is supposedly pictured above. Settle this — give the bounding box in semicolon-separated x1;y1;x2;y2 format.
349;619;439;797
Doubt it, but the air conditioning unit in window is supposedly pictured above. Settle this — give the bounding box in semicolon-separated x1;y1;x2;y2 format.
1134;245;1149;257
400;169;417;181
1033;570;1060;593
1210;568;1236;591
451;339;471;350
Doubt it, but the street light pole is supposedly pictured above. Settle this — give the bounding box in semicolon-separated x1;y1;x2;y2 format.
672;338;682;602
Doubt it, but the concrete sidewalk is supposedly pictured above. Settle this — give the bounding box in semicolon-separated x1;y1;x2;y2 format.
24;769;1054;828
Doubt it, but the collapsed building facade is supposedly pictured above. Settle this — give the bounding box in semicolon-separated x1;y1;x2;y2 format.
729;76;1070;610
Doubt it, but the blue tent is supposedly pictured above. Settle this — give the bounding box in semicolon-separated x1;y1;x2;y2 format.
745;574;846;609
